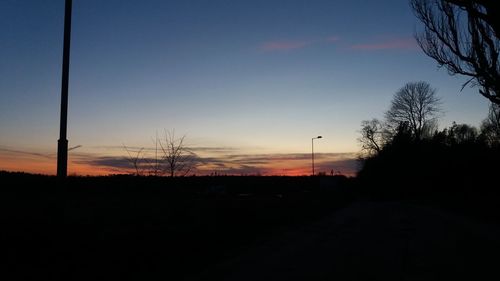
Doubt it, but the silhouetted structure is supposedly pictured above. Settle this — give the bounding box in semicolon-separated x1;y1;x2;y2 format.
57;0;72;178
312;136;322;175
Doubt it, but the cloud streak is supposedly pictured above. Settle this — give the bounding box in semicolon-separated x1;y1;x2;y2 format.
75;156;134;170
72;152;359;176
91;145;241;154
0;143;359;177
0;146;54;159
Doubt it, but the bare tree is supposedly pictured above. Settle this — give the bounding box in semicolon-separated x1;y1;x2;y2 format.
143;131;162;176
159;130;197;177
385;81;442;140
123;144;144;176
411;0;500;104
122;130;197;177
358;119;385;156
480;103;500;146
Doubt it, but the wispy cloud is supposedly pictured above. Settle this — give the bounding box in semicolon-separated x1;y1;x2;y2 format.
92;145;240;154
350;38;418;51
0;143;358;176
72;152;359;176
74;156;133;170
0;146;54;158
188;146;241;153
197;152;359;176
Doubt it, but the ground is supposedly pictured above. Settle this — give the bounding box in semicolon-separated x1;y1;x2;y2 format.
189;201;500;280
2;174;499;280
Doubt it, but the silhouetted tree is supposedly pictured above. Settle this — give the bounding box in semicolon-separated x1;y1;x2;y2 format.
385;81;442;140
123;145;144;176
390;121;415;145
480;103;500;146
411;0;500;104
159;130;197;177
358;119;385;156
447;122;478;144
144;131;162;176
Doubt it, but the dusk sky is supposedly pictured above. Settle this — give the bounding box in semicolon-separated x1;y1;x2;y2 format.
0;0;490;176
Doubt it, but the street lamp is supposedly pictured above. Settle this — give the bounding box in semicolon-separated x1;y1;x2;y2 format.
312;136;322;176
57;0;72;178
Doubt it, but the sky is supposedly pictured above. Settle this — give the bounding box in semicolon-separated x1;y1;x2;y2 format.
0;0;491;176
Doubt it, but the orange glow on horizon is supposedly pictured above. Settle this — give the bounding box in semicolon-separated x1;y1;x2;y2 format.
1;149;357;177
1;161;355;177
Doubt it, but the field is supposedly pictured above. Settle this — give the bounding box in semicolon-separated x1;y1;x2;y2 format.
3;172;500;280
1;173;353;280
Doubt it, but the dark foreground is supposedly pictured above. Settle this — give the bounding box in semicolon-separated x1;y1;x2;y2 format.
1;172;499;280
192;201;500;280
2;173;351;280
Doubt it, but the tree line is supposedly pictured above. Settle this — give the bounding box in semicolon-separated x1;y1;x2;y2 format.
357;80;500;198
354;1;499;194
359;81;500;158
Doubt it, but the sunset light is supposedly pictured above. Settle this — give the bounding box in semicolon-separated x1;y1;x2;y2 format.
2;1;499;280
0;0;490;177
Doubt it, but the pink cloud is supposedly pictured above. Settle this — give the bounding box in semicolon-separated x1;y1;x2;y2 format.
260;40;311;51
351;38;418;51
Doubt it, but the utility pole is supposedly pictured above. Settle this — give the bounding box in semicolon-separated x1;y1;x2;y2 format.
57;0;72;178
311;136;322;176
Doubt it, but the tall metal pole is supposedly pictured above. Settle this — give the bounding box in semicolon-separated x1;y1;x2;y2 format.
57;0;73;178
311;136;322;176
312;138;315;176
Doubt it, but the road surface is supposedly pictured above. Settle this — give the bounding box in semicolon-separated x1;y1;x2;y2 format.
189;201;500;280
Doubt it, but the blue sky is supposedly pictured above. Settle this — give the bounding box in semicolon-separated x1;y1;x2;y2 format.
0;0;490;175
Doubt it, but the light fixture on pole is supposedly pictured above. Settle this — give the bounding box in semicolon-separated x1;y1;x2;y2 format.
312;136;322;176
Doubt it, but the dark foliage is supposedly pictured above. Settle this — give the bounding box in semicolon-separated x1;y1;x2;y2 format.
481;103;500;146
357;124;500;220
